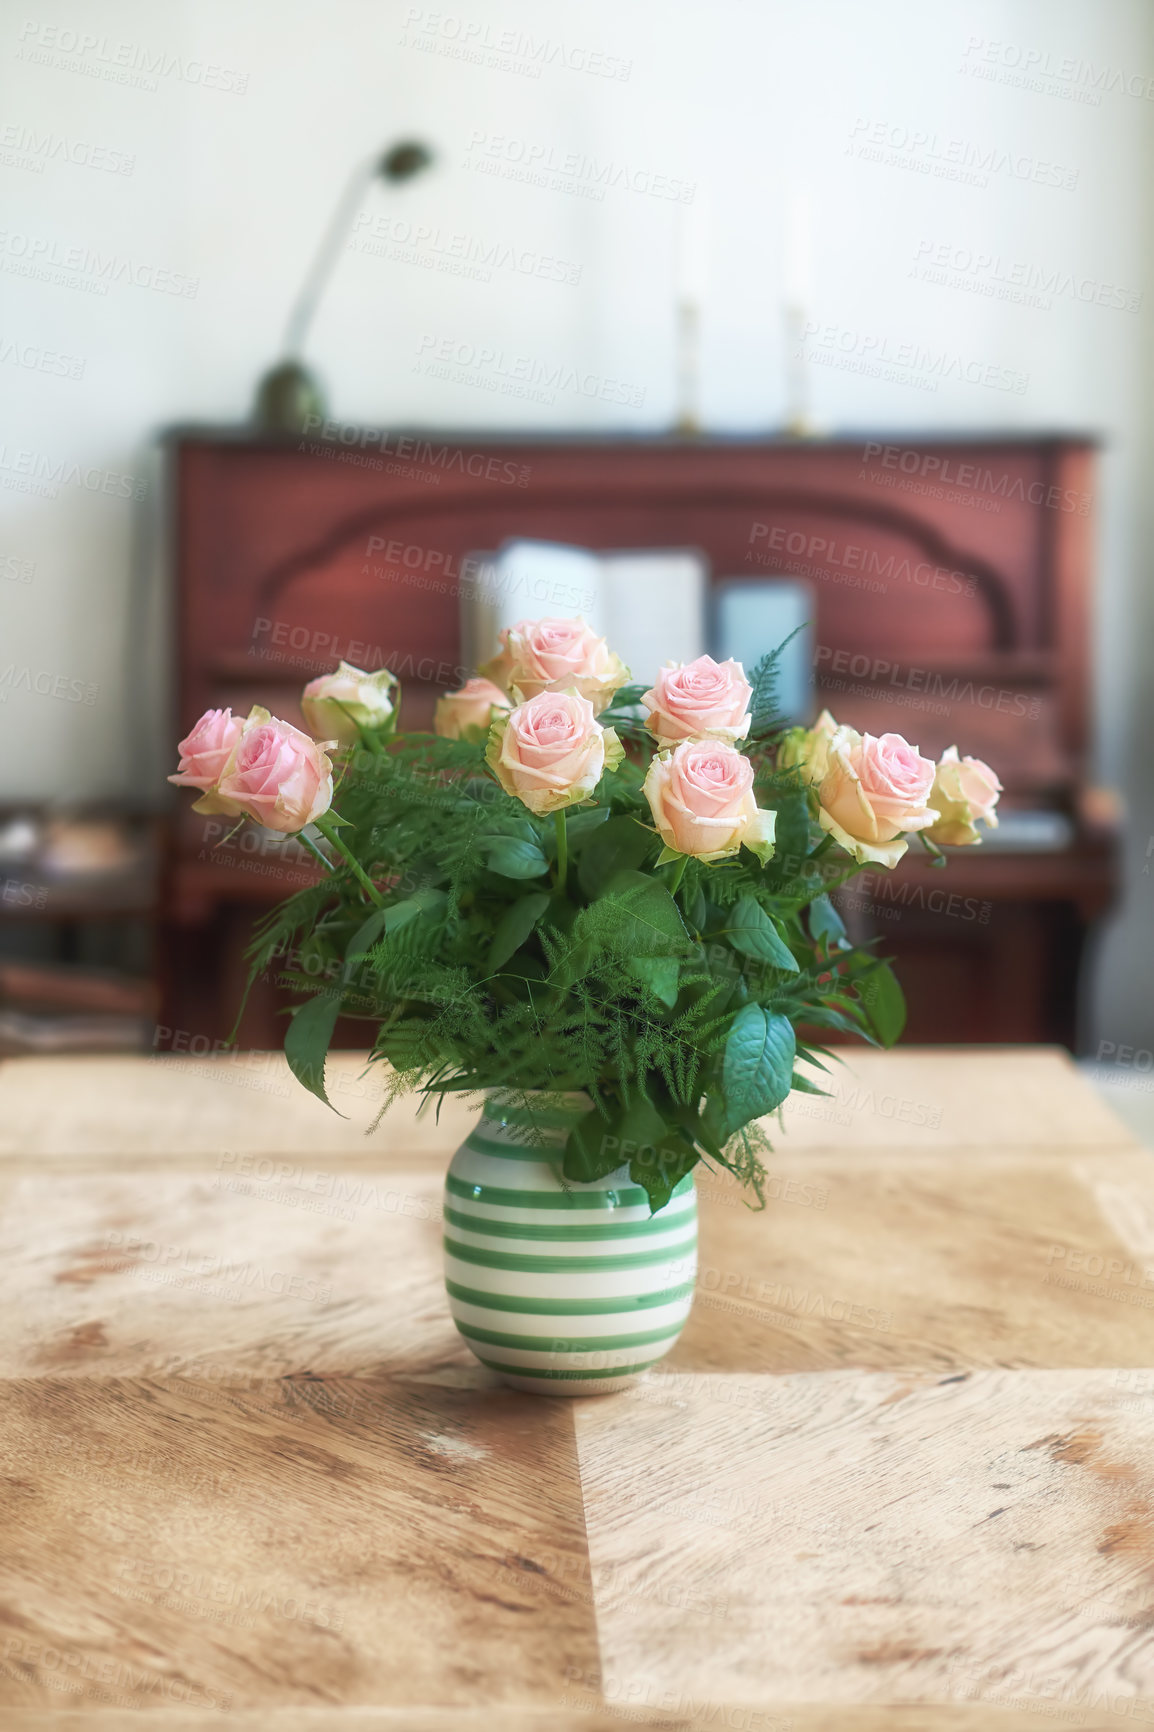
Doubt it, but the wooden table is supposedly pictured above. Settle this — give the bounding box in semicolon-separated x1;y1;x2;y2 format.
2;1047;1153;1730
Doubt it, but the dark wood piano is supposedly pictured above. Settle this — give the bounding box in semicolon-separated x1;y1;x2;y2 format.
164;429;1118;1051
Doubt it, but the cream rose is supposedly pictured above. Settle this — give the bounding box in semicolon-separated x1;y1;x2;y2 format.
641;655;751;744
817;726;938;868
434;678;511;741
924;747;1002;846
777;709;839;786
486;689;623;816
301;662;398;747
483;617;629;715
478;633;515;696
643;739;776;864
214;706;334;834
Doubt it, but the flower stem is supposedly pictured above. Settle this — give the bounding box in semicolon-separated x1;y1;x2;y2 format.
298;830;338;875
553;809;568;894
919;831;948;869
809;863;862;900
666;853;688;896
313;812;385;908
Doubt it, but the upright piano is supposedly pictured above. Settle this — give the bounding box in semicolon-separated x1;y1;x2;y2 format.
165;429;1118;1050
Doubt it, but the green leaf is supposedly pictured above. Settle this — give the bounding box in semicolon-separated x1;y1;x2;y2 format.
803;1002;879;1043
376;1016;430;1071
596;870;694;955
858;962;906;1047
285;992;344;1113
692;1108;727;1162
549;872;690;991
577;815;656;898
722;1003;796;1134
563;1094;697;1213
726;896;800;972
616;1097;698;1213
563;806;611;852
546;936;598;993
771;790;810;867
346;907;391;959
808;894;848;951
480;837;549;879
348;887;447;960
626;957;680;1008
789;1071;828;1096
685;885;708;933
488;891;551;971
562;1105;625;1183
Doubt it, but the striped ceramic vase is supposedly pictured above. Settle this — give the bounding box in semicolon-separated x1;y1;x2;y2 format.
443;1092;697;1394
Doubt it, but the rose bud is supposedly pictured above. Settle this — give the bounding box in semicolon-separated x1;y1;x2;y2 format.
483;617;629;716
924;747;1002;846
641;655;752;744
301;662;398;747
816;726;938;868
434;677;511;741
643;739;776;864
486;689;623;816
777;709;840;785
214;706;334;833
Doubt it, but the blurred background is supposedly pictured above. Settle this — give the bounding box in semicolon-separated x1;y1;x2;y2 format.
2;0;1152;1116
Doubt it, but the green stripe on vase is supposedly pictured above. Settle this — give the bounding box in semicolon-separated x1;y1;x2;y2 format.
472;1355;668;1383
445;1172;658;1211
444;1235;696;1274
444;1279;697;1315
453;1320;687;1353
444;1093;697;1395
442;1203;694;1242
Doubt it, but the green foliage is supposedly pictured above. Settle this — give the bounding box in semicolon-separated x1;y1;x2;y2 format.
857;961;907;1047
746;628;806;741
242;700;906;1214
719;1005;795;1134
725;896;800;972
285;992;343;1110
488;891;552;970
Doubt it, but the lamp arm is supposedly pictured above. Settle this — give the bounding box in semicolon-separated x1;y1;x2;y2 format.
282;156;378;358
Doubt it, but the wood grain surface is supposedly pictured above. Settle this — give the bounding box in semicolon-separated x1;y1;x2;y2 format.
1;1047;1153;1730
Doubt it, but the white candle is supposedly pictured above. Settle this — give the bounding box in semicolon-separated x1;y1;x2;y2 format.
675;187;710;304
784;187;812;307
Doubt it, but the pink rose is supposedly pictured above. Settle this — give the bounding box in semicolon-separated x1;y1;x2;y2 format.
486;690;623;815
643;739;776;863
434;678;511;741
214;706;334;833
642;655;752;744
168;708;242;798
483;617;629;715
817;726;938;868
925;747;1002;846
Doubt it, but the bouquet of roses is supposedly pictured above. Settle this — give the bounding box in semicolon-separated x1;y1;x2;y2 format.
169;618;1000;1212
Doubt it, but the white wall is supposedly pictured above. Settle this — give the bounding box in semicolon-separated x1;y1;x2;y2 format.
3;0;1153;1049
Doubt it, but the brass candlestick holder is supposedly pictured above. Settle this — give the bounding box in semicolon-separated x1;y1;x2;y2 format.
783;302;818;438
675;298;701;436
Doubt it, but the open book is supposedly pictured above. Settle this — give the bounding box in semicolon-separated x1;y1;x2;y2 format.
460;538;814;722
461;539;707;688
